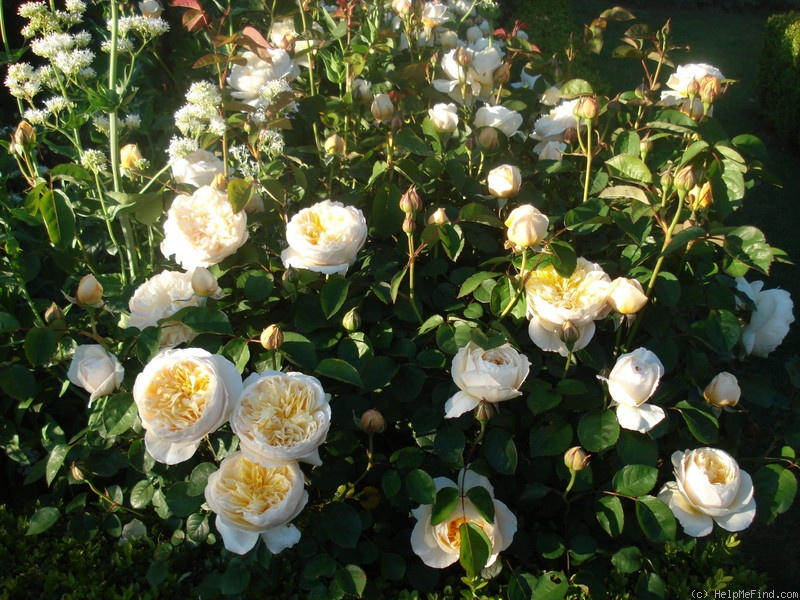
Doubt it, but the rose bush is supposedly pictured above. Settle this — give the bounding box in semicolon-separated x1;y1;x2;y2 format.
1;1;798;598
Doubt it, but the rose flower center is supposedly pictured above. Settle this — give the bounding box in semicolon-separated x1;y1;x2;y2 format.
239;378;319;447
144;360;213;431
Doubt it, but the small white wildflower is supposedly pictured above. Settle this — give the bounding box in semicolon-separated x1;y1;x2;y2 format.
123;113;142;128
81;149;109;175
31;33;74;58
167;136;200;161
5;63;42;99
185;81;222;108
260;129;285;158
229;144;258;179
78;66;96;80
117;15;170;38
52;48;95;77
23;108;50;125
65;0;87;13
257;79;293;104
19;2;48;19
44;95;74;114
93;114;110;133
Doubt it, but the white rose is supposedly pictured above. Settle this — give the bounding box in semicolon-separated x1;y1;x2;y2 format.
420;1;449;27
171;149;224;188
661;63;724;103
133;348;243;464
474;105;523;138
606;348;665;433
505;204;549;249
435;29;459;50
533;138;566;161
469;46;502;86
658;448;756;537
205;452;308;554
161;185;249;271
281;200;367;274
444;341;530;419
139;0;163;18
370;92;394;121
67;344;124;403
525;257;611;327
428;102;459;133
735;277;794;357
410;469;517;568
228;50;297;106
466;25;483;44
532;99;579;140
607;277;648;315
231;371;331;466
540;85;561;106
528;313;594;357
128;270;198;348
703;372;741;410
486;164;521;199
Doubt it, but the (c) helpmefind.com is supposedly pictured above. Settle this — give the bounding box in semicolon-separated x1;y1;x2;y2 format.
691;591;800;599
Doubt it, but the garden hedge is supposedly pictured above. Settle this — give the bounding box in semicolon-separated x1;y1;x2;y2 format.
758;11;800;146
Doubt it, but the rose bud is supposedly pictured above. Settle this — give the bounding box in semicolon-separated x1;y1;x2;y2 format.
505;205;549;249
486;164;521;199
120;143;143;171
564;446;589;471
76;274;104;307
371;93;394;122
703;372;741;409
428;207;450;225
342;307;362;331
399;185;422;214
607;277;648;315
573;96;599;120
360;409;385;434
191;267;219;297
260;324;284;350
324;133;345;155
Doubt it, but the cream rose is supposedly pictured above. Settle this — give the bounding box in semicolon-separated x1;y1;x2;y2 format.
505;204;549;249
139;0;163;17
67;344;124;403
606;348;665;433
370;92;394;122
532;99;580;140
486;164;521;199
231;371;331;466
527;313;594;357
703;372;741;410
607;277;648;315
171;149;224;188
428;102;459;133
658;448;756;537
735;277;794;357
469;46;503;86
228;50;297;106
281;200;367;274
205;452;308;554
444;341;530;419
410;469;517;569
474;105;523;138
661;63;724;117
128;270;198;348
533;138;567;161
161;185;249;271
133;348;243;464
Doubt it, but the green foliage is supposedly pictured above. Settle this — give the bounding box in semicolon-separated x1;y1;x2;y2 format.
758;11;800;146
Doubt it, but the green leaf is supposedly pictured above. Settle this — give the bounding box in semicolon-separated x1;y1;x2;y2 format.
598;185;650;204
146;559;168;586
605;154;652;184
165;482;203;517
536;533;565;559
323;502;362;548
549;240;577;277
102;393;138;437
596;496;624;537
221;562;251;595
321;274;351;318
433;426;465;463
722;225;774;275
458;271;501;298
335;565;367;598
466;486;495;524
612;546;643;574
439;223;465;262
675;401;718;444
0;365;36;401
187;462;217;496
636;495;676;542
507;572;538;600
636;572;666;600
406;469;437;504
186;513;210;543
395;128;432;155
0;312;20;331
459;203;504;227
559;79;594;97
531;571;569;600
430;486;460;526
227;178;254;213
180;307;232;334
38;188;75;248
221;337;250;373
613;464;659;497
577;410;620;453
753;464;798;524
45;444;69;486
26;507;60;535
459;521;492;577
130;480;155;509
280;331;318;370
530;416;573;457
315;358;363;387
24;327;57;367
483;428;518;474
661;226;706;256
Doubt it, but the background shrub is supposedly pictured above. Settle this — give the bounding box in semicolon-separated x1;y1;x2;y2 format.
758;11;800;147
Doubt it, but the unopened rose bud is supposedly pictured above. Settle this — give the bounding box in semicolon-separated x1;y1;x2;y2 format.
560;321;581;347
640;138;652;161
475;401;495;424
399;185;422;214
76;274;103;307
70;462;87;482
360;409;385;434
673;164;697;194
371;93;394;122
13;121;35;147
477;127;499;150
688;181;713;211
428;207;449;225
607;277;648;315
120;143;143;171
455;47;472;68
260;324;284;350
687;78;700;100
505;204;549;249
402;213;416;233
699;74;721;105
573;96;598;120
493;63;511;85
352;78;373;104
191;267;219;297
324;133;345;155
703;372;741;409
660;170;673;191
342;307;361;331
45;302;65;323
390;113;404;131
211;173;228;191
391;0;412;14
564;446;589;471
486;164;521;199
563;127;578;145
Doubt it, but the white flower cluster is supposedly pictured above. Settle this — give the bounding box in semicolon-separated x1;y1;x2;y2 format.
174;81;226;139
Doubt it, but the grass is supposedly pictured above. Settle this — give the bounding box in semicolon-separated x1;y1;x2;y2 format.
572;2;800;591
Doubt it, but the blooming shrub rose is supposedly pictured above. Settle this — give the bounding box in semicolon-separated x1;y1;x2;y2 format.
127;270;198;348
606;348;666;433
161;185;249;270
704;372;741;410
170;149;223;187
445;341;531;419
133;348;242;464
658;448;756;537
504;204;549;249
227;49;297;107
281;200;367;274
67;345;124;403
736;277;795;357
204;452;308;555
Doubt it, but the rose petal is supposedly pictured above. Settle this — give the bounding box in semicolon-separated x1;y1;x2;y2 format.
444;390;480;419
144;430;199;465
215;515;260;555
615;403;665;433
714;497;756;532
658;481;714;537
260;523;302;554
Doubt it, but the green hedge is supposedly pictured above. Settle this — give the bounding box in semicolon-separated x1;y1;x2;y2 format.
758;11;800;146
503;0;576;56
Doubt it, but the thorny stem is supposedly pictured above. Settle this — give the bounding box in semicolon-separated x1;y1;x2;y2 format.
581;118;594;203
499;247;528;318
